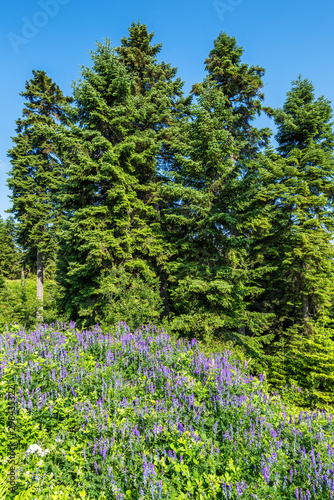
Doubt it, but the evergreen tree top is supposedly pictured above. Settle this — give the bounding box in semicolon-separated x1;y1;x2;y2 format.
193;32;265;108
116;21;181;96
191;31;272;160
118;21;162;59
7;70;71;260
18;70;72;129
274;75;334;156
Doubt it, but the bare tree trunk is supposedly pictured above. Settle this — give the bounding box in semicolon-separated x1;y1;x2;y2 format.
302;261;309;321
302;294;309;320
36;251;44;322
159;265;170;321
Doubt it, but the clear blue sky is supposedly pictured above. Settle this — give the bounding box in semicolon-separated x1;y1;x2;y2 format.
1;0;334;220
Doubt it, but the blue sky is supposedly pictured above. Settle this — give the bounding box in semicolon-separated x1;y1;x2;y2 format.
1;0;334;220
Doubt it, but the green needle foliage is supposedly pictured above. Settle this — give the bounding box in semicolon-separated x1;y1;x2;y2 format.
0;215;21;279
51;23;187;330
267;315;334;412
272;76;334;330
6;70;72;321
251;77;334;403
160;32;275;372
251;76;334;342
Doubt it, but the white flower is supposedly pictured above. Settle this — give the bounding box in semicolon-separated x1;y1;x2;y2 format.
26;444;42;455
26;444;50;457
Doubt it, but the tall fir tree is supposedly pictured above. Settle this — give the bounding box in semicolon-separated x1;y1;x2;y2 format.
115;22;190;321
7;70;72;322
159;32;276;368
252;76;334;338
248;77;334;397
51;24;187;329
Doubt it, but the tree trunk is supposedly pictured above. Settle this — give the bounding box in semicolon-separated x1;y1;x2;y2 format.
36;250;44;322
302;261;309;321
159;265;170;321
302;294;309;320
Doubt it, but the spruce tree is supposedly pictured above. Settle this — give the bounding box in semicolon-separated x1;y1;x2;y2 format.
249;77;334;400
254;77;334;338
7;70;72;322
0;216;21;279
274;76;334;332
115;22;191;321
51;25;187;328
159;32;275;366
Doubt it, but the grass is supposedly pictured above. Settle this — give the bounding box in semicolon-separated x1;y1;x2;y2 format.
0;320;334;499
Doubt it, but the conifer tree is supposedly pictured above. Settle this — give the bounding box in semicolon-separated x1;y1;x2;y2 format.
7;70;72;322
51;25;187;328
115;22;192;321
252;76;334;340
193;31;272;160
0;216;21;279
159;32;275;365
250;76;334;402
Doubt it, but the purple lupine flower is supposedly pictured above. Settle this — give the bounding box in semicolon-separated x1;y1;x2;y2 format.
143;463;150;486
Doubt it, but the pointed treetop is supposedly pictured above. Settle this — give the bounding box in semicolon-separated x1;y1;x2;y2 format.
193;31;265;104
191;31;271;159
115;20;181;100
117;21;162;65
20;70;72;122
274;75;334;156
205;32;244;72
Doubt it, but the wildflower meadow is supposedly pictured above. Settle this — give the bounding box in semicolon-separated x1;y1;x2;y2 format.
1;321;334;499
